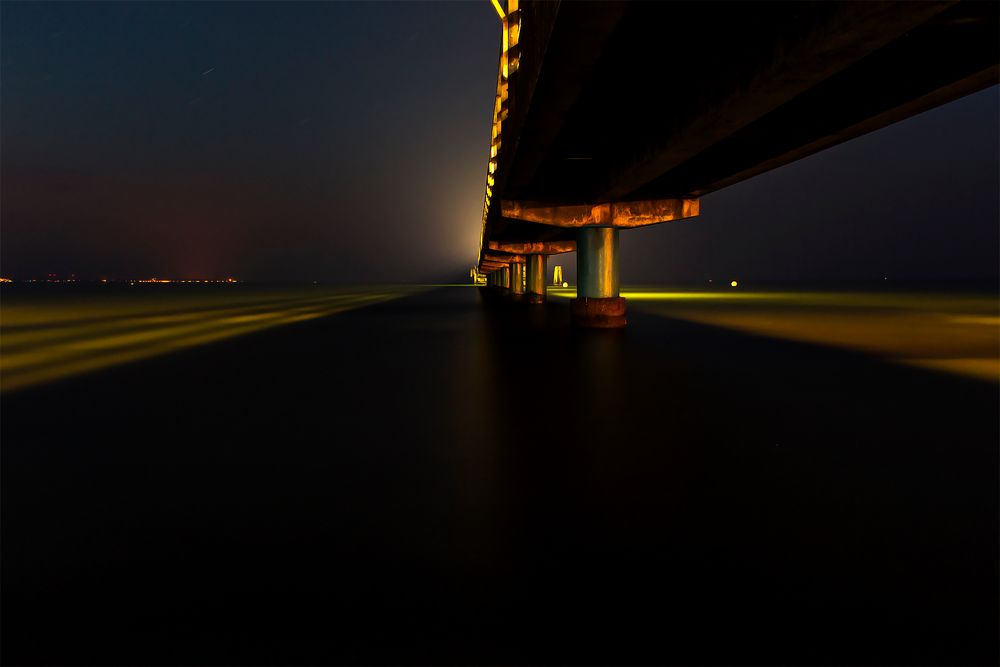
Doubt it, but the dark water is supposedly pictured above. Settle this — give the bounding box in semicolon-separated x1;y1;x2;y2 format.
2;287;997;664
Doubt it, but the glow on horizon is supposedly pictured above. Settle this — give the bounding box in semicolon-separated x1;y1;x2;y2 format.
130;277;238;284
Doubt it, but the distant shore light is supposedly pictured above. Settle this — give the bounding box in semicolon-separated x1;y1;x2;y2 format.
731;280;738;287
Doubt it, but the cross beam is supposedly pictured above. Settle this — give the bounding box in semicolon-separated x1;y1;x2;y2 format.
501;198;699;228
482;252;526;265
487;240;576;255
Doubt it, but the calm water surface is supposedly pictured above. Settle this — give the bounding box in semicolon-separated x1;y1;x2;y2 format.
2;285;997;664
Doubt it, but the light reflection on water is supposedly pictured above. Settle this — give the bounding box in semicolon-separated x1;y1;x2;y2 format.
2;285;996;664
549;286;999;381
4;283;997;392
0;285;424;392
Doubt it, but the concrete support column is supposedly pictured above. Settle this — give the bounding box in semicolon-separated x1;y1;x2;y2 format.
526;254;546;303
572;227;626;327
501;267;510;290
510;261;525;298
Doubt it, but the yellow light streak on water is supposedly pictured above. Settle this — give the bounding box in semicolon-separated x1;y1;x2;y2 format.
550;286;1000;382
1;286;423;392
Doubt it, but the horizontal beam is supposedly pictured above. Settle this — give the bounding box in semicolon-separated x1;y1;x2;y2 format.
483;252;525;264
501;198;699;228
488;240;576;255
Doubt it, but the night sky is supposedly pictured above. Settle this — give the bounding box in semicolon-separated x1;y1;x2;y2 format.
2;2;997;284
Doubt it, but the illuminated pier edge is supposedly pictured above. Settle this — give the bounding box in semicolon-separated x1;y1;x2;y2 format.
474;0;520;275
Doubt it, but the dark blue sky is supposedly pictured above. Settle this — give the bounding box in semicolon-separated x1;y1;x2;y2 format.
622;86;999;286
2;2;997;283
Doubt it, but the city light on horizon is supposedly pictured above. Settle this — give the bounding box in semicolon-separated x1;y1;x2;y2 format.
0;274;242;284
